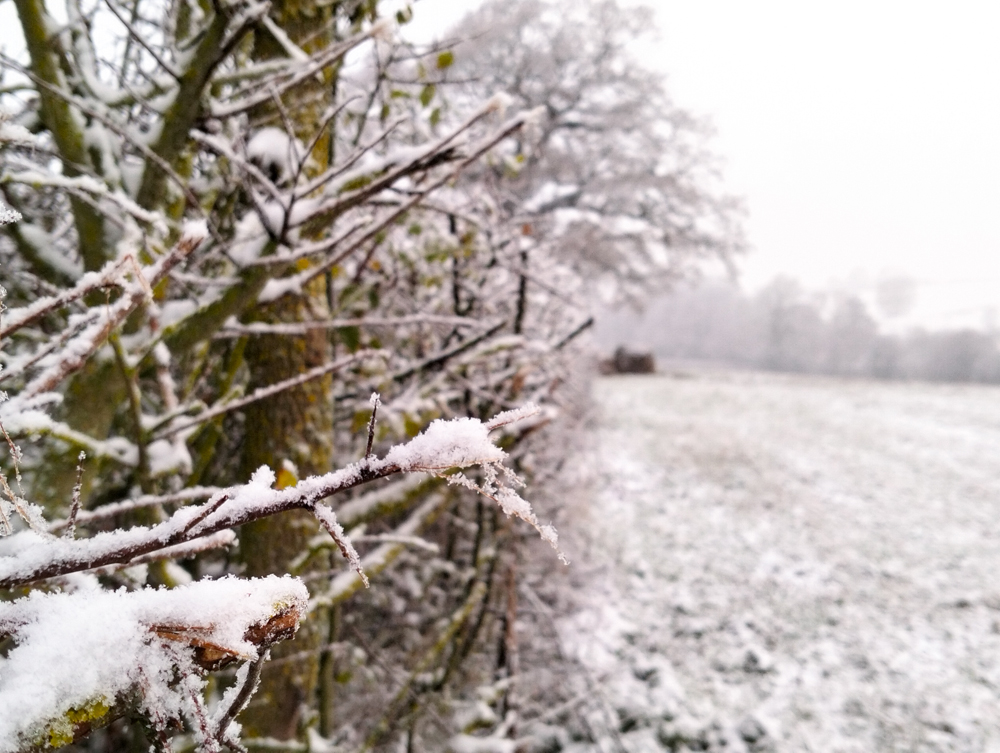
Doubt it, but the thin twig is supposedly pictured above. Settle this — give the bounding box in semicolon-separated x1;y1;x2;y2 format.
19;238;199;399
181;493;231;536
65;451;86;539
365;392;380;458
553;316;594;351
215;652;269;745
311;502;367;588
392;320;508;383
47;486;225;532
109;530;236;568
0;257;128;339
215;314;482;337
101;0;181;80
209;27;377;119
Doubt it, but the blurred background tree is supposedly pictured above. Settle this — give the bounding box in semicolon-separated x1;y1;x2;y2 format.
449;0;745;306
596;278;1000;384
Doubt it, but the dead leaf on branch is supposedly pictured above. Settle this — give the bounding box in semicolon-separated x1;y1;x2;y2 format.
151;603;303;671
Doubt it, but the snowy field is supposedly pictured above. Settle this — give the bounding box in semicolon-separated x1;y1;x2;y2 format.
562;369;1000;753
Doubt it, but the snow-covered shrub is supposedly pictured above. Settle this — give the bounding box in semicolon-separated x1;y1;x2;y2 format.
0;0;571;746
0;0;740;748
0;375;557;749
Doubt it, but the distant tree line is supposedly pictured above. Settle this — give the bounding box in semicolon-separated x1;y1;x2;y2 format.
598;278;1000;384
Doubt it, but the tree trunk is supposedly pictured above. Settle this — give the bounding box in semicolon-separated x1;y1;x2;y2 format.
238;290;335;738
236;0;343;739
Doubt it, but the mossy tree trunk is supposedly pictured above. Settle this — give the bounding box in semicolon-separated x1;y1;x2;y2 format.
236;0;350;739
237;291;335;738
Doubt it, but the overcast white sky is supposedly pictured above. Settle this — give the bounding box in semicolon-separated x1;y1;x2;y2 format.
406;0;1000;330
649;1;1000;331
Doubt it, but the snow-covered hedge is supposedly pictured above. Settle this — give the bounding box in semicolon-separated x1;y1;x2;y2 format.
0;373;558;749
0;0;740;746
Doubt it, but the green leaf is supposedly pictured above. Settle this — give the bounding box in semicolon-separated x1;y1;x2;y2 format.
429;107;441;127
419;84;436;108
395;5;413;24
340;174;373;192
436;51;454;69
339;325;361;353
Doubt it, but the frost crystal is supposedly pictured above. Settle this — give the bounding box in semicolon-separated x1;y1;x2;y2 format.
0;202;20;225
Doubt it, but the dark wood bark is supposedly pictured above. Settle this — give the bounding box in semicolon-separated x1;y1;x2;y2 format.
236;0;341;739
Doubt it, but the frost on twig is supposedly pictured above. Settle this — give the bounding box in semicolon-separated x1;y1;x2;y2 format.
311;501;367;588
366;391;381;459
0;201;20;226
64;452;86;539
384;403;568;564
0;405;560;589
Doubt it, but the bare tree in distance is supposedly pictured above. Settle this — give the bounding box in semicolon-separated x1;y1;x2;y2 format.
876;274;918;319
447;0;747;307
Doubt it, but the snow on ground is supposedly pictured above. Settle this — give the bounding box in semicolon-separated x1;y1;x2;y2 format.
562;368;1000;752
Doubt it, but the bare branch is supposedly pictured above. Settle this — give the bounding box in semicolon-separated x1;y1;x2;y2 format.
214;652;269;745
19;236;200;399
48;486;227;532
64;451;86;539
365;392;381;459
310;502;367;587
155;349;384;439
120;530;237;567
1;257;131;339
214;315;485;338
0;406;544;588
209;26;380;119
101;0;182;80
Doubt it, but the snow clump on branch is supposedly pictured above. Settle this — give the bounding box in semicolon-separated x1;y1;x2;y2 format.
385;405;567;563
0;576;308;751
0;201;20;226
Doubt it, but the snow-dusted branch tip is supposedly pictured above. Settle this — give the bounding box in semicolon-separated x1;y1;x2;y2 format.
383;405;567;564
